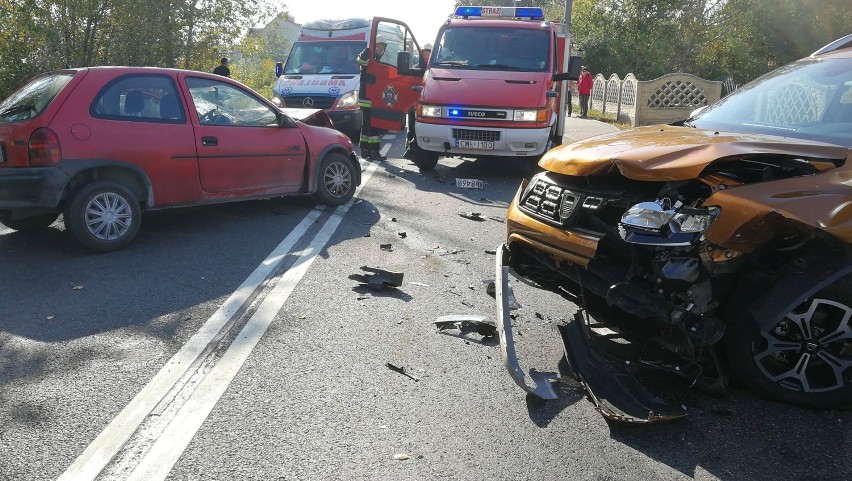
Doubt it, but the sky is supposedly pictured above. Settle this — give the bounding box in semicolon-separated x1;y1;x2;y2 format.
277;0;458;46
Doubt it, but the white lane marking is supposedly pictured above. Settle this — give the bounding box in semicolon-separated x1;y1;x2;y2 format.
59;159;378;481
126;192;355;480
380;143;391;156
381;134;396;140
56;209;322;481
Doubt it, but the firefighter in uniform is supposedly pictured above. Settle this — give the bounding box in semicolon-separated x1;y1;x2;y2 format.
356;41;387;161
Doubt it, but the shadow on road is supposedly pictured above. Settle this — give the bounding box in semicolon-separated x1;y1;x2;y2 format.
0;195;382;383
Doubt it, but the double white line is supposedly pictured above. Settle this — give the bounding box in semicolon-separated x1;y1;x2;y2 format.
59;160;378;481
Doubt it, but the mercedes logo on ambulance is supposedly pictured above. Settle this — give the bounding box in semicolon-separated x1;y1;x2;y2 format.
303;97;314;108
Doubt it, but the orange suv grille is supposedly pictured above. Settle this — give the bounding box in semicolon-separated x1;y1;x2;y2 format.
520;177;608;227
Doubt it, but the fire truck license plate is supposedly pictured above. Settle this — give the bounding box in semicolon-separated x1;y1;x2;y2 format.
455;139;494;150
455;178;485;189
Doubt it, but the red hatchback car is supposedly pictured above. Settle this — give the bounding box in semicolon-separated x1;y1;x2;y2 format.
0;67;359;251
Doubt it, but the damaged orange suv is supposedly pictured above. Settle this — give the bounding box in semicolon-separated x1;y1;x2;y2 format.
496;35;852;421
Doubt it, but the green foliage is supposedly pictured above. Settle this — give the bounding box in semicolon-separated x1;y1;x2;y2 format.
0;0;280;98
571;0;851;84
231;12;294;96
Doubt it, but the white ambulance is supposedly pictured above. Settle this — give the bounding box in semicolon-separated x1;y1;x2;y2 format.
272;17;426;139
272;18;368;138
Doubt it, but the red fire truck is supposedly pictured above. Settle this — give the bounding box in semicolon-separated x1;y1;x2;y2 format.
402;6;581;170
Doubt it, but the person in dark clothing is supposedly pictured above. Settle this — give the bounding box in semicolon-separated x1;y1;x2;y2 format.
355;42;387;161
213;58;230;77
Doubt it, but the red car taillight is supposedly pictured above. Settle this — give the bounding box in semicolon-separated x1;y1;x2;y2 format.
29;128;62;166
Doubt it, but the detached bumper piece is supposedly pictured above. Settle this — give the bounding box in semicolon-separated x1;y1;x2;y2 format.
496;244;686;422
496;244;558;399
559;314;686;423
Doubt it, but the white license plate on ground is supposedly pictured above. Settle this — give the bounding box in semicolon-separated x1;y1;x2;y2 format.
456;178;485;189
455;139;494;150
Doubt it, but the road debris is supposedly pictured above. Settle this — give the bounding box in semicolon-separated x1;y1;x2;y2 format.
72;285;84;290
386;363;419;382
435;315;497;339
398;232;407;238
394;453;411;461
349;266;404;289
488;216;505;223
458;212;485;221
380;243;394;251
484;249;497;255
408;282;430;287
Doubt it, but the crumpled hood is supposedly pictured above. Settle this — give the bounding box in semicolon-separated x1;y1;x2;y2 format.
422;68;548;108
539;125;851;181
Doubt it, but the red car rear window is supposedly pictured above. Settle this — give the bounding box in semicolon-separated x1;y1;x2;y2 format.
0;72;75;123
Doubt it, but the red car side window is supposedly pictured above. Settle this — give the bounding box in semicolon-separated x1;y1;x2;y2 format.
91;74;186;124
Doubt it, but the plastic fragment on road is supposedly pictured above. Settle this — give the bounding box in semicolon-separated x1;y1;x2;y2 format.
394;453;411;461
380;243;394;251
386;362;419;382
434;314;497;339
349;266;404;289
458;211;485;221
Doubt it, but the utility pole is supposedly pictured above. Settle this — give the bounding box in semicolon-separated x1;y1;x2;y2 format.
564;0;573;34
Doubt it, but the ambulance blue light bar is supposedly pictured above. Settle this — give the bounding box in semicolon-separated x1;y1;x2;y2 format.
454;6;545;20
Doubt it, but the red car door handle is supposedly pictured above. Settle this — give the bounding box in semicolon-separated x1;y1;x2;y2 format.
201;136;218;146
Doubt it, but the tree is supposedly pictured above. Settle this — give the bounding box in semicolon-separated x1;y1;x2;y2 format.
0;0;275;98
233;11;294;97
704;0;852;84
571;0;850;83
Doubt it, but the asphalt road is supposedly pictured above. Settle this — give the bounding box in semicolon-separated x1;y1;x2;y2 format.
1;131;851;481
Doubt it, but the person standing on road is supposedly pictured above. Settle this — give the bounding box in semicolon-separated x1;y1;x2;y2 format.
213;57;230;77
356;42;387;161
577;66;593;118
